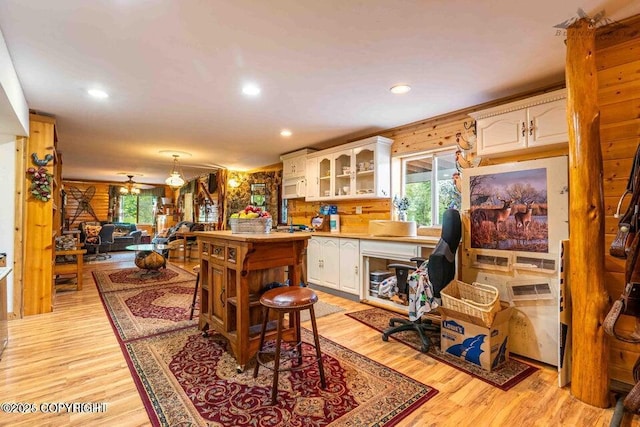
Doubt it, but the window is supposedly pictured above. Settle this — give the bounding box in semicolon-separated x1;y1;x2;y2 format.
119;195;155;224
399;149;460;226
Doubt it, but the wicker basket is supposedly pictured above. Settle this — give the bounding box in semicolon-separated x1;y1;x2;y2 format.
229;217;272;234
440;280;501;326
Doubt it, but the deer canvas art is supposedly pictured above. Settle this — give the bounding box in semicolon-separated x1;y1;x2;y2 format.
468;167;549;252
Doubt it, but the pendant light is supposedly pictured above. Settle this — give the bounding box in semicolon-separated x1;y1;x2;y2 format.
165;154;186;189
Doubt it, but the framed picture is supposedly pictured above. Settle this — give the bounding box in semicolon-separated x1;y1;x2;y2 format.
461;156;568;254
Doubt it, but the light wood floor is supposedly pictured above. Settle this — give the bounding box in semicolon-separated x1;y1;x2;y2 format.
0;254;636;426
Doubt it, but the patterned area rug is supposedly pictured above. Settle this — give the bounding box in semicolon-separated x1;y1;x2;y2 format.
95;267;438;426
347;308;538;391
93;264;196;292
99;282;198;341
124;327;437;426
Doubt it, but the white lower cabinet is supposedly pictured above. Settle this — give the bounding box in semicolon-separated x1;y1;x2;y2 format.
307;236;360;295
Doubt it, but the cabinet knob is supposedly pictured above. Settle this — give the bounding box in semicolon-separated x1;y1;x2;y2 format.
355;265;358;275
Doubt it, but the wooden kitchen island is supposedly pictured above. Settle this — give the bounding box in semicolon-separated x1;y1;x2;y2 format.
193;230;310;371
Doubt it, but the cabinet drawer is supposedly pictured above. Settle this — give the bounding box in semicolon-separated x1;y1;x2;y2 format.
360;240;418;259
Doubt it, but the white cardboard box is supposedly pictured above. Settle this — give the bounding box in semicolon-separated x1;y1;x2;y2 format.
440;303;513;371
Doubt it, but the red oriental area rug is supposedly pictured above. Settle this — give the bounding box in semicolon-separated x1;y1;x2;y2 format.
347;308;538;391
124;327;437;427
93;264;196;292
95;266;438;426
99;282;198;341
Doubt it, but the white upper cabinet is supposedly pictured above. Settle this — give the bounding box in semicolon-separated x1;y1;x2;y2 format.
470;89;567;157
280;148;316;199
280;148;316;179
305;136;393;201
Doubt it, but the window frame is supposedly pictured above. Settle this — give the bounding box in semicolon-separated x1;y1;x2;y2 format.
392;147;459;227
118;194;155;224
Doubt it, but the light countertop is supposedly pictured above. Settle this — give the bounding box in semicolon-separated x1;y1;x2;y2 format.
289;231;440;245
192;230;440;245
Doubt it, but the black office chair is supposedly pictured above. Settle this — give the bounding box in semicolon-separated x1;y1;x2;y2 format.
381;209;462;352
85;224;115;261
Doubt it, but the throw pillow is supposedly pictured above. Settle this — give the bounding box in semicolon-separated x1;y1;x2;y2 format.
85;225;102;244
55;235;76;250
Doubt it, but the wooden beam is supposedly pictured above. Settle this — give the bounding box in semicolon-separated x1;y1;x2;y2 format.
566;18;609;407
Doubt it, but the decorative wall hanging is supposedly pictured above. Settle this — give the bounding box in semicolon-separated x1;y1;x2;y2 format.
26;166;53;201
68;186;100;225
31;152;53;167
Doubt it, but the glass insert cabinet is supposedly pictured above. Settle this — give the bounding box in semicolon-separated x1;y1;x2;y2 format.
305;136;392;201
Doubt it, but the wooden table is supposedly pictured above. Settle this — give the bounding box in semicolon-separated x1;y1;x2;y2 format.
125;244;169;275
53;248;87;290
194;230;310;371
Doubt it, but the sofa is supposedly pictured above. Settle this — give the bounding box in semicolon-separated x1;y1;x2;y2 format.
79;221;142;253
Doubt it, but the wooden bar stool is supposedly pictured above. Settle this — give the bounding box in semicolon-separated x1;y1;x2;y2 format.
253;286;326;405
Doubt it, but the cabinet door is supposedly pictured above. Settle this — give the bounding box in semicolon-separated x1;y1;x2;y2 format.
321;238;340;289
476;109;527;156
305;158;319;200
318;155;332;199
339;238;360;295
307;237;322;284
283;155;307;179
292;155;306;177
528;99;568;148
282;157;296;179
211;263;225;325
333;149;353;197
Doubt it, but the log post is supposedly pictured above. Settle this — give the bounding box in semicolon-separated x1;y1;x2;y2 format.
566;18;609;407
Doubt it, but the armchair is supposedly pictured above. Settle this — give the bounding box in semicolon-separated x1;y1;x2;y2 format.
381;209;462;352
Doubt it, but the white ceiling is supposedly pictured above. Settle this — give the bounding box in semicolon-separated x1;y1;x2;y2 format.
0;0;638;185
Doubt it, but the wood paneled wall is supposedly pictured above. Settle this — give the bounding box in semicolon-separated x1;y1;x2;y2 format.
62;180;110;229
596;16;640;385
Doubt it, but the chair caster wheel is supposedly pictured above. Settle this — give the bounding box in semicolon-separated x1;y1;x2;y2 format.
388;320;395;327
382;334;389;342
420;345;429;353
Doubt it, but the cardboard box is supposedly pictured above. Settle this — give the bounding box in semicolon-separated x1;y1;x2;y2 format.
440;302;513;371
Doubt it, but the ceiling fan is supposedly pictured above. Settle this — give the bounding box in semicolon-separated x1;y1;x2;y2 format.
120;175;141;195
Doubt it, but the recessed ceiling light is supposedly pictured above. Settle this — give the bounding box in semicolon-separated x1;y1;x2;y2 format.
390;84;411;94
88;89;109;99
280;129;292;137
242;84;261;96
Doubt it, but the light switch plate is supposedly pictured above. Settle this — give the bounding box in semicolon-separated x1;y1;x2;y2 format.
355;206;362;214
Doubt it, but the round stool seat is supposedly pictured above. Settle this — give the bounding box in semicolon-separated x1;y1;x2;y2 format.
260;286;318;310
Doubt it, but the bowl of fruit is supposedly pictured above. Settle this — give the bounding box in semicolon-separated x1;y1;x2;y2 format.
229;206;272;234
